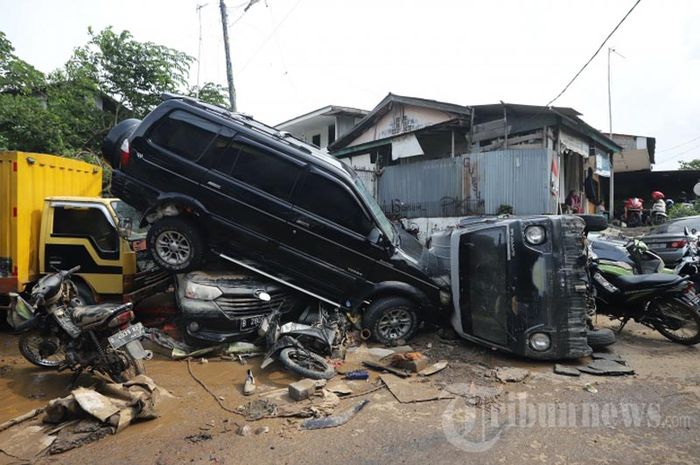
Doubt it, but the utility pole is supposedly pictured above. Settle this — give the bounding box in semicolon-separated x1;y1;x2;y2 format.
196;3;208;95
219;0;237;111
607;47;624;220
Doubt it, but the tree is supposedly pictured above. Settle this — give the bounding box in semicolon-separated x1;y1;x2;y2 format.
70;27;193;121
678;159;700;171
0;31;45;94
186;82;229;107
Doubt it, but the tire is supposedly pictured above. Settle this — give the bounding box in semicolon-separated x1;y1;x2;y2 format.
577;214;608;233
147;217;204;272
627;213;641;228
652;299;700;345
279;348;335;380
73;281;97;305
109;353;146;383
587;328;616;349
362;296;419;345
19;333;65;368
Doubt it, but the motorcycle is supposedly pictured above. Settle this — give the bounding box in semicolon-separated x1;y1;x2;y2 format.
650;198;668;225
623;197;644;227
257;293;341;380
8;266;151;383
588;247;700;345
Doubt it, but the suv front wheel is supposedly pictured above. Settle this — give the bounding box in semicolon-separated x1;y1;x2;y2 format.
363;296;419;345
147;217;204;272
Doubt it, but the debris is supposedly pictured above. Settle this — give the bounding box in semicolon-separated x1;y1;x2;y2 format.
254;426;270;435
289;379;319;401
426;343;433;349
301;400;370;430
326;382;353;396
237;399;278;421
236;424;252;437
186;432;213;444
244;370;256;396
0;407;45;433
554;364;581;377
578;359;634;376
380;374;454;403
591;352;626;364
385;352;429;373
237;389;340;420
583;383;598;394
438;327;460;341
494;367;530;383
418;360;448;377
345;370;369;380
444;382;502;407
199;358;208;364
367;347;396;358
363;361;411;378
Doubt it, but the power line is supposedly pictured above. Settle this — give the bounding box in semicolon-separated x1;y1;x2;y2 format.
656;134;700;153
545;0;642;107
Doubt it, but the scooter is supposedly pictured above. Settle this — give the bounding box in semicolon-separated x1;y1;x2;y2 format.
650;199;668;225
257;293;340;380
8;266;151;383
624;197;644;227
588;248;700;345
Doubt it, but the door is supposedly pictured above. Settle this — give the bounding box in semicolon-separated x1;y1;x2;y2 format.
43;202;123;295
200;135;305;260
288;168;377;297
131;110;220;198
457;226;510;345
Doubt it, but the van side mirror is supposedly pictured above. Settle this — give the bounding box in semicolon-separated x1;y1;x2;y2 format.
367;227;383;245
685;226;691;236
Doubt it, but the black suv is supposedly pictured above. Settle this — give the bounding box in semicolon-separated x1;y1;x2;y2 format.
102;95;446;344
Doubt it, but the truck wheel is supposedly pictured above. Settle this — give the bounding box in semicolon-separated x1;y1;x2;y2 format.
147;217;204;273
363;296;419;345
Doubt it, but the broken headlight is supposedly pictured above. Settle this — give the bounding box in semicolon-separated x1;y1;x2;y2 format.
184;281;223;301
524;225;546;245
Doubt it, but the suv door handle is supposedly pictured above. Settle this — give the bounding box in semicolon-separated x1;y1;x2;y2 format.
207;181;221;190
295;218;311;228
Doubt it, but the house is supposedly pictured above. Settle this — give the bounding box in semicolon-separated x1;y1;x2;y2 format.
275;105;368;150
327;95;621;219
609;133;656;172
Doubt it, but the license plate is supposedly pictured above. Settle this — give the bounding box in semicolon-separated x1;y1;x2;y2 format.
239;315;264;330
108;322;145;349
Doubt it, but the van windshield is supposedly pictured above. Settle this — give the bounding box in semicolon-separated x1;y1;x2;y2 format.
353;177;397;245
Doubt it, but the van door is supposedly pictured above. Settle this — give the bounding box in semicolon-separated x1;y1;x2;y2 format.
131;110;219;198
288;168;377;298
200;135;305;259
42;202;123;296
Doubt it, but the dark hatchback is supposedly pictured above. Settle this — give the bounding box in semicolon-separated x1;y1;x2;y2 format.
102;94;445;344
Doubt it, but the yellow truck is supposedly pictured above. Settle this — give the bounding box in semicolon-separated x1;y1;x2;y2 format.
0;151;169;309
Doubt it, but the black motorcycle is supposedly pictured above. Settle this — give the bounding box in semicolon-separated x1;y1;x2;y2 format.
9;266;151;383
589;256;700;345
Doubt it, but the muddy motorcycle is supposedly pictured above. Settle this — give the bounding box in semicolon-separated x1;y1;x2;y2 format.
258;293;339;380
589;257;700;345
8;266;151;383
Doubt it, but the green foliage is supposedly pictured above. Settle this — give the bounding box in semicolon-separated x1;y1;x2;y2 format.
71;27;193;119
668;202;700;219
497;204;513;215
678;159;700;171
0;31;45;94
187;82;229;107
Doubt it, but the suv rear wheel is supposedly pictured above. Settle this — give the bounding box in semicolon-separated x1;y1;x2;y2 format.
363;296;419;345
147;217;204;272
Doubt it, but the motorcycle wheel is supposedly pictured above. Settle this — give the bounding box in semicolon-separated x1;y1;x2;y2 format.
279;347;335;380
652;299;700;345
108;352;146;383
19;333;65;368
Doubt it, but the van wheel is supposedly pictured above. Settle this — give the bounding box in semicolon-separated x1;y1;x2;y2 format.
363;296;419;345
147;217;204;272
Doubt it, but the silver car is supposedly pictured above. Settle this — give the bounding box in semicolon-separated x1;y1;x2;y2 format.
641;216;700;266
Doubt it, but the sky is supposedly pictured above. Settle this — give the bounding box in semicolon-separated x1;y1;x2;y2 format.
1;0;699;170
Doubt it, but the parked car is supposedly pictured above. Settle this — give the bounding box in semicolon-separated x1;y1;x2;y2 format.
176;268;304;346
102;94;445;344
641;216;700;266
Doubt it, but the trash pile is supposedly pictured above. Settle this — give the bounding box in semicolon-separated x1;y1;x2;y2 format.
0;375;171;459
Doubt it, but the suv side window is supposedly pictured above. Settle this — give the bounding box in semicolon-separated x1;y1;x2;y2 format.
149;110;219;161
52;206;118;253
294;172;373;235
230;142;302;200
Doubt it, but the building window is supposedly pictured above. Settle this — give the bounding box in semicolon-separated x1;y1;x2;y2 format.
328;125;336;145
312;134;321;147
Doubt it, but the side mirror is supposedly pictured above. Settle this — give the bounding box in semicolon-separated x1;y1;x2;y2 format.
118;217;133;239
366;227;383;245
685;226;691;236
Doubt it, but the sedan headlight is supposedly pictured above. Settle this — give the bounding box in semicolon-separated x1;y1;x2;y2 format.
184;281;223;301
524;225;546;245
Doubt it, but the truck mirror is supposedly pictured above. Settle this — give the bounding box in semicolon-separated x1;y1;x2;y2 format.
118;217;133;239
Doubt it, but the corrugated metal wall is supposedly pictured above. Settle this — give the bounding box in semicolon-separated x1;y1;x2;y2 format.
375;148;557;217
471;148;556;215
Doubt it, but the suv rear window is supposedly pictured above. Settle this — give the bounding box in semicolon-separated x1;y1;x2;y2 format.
149;110;219;161
294;172;373;234
231;143;302;200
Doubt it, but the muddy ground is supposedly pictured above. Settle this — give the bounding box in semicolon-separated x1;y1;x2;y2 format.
0;318;698;465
